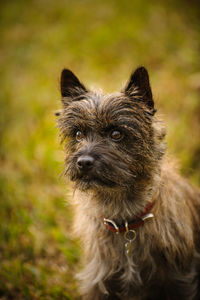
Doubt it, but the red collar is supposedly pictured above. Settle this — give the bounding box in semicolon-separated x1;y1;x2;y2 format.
103;202;154;234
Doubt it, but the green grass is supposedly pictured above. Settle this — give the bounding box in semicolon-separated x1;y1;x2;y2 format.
0;0;200;299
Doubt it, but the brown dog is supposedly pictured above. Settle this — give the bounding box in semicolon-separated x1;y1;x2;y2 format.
58;67;200;300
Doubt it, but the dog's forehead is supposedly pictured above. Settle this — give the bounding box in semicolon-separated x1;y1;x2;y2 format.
81;92;134;123
85;91;136;114
88;91;143;121
80;90;124;108
64;90;150;131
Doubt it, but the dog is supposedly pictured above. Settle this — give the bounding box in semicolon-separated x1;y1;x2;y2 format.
57;66;200;300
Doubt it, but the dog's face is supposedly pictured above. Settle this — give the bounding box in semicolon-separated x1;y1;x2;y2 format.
58;67;165;191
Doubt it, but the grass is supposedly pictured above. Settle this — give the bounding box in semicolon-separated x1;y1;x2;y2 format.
0;0;199;299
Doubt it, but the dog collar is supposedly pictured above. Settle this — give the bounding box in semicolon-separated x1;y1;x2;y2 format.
103;201;154;234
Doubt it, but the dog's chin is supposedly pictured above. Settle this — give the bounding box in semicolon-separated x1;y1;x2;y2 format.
72;175;117;191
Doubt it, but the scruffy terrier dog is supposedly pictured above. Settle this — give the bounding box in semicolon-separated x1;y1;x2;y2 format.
58;67;200;300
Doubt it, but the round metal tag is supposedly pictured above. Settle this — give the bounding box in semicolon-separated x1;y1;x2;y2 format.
124;229;136;242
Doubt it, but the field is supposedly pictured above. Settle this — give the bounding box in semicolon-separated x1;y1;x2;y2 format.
0;0;200;299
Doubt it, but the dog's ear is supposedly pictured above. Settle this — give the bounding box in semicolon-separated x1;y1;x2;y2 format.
60;69;87;100
125;67;155;112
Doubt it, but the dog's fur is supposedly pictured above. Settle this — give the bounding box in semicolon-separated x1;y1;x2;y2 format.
57;67;200;300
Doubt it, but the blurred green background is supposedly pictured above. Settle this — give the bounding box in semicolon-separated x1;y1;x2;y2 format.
0;0;199;299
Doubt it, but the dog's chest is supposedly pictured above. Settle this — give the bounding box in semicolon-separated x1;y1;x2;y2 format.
106;233;145;284
104;230;158;295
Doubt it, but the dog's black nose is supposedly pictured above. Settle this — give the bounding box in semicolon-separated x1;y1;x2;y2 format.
77;155;94;171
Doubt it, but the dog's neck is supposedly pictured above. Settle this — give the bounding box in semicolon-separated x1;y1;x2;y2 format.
74;175;159;225
98;186;157;220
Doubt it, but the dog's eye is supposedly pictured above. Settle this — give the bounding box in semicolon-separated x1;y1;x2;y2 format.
110;130;122;141
76;130;84;141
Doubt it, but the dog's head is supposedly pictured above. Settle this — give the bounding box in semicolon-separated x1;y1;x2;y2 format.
58;67;166;191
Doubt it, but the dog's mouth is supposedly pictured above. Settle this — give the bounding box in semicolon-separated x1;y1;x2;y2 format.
74;173;117;189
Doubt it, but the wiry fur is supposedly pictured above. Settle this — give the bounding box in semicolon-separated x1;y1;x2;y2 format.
57;67;200;300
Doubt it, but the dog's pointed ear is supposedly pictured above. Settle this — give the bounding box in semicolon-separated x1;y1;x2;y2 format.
60;69;87;99
125;67;155;111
